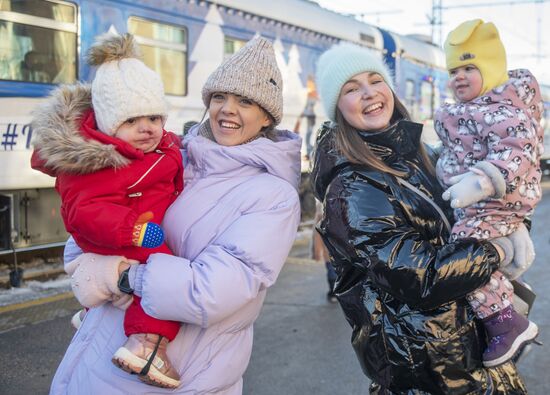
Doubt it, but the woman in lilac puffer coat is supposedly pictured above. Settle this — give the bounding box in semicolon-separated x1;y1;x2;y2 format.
51;36;301;395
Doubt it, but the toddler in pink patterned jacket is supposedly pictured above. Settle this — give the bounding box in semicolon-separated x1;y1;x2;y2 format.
435;19;543;368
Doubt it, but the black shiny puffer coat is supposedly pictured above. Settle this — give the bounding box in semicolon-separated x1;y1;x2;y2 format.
311;120;528;394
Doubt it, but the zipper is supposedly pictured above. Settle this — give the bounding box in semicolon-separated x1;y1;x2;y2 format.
127;154;166;190
396;177;452;233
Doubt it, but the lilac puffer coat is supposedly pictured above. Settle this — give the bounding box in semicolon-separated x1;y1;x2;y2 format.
51;126;302;394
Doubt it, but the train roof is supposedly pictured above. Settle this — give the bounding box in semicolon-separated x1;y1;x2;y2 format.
212;0;385;50
211;0;445;68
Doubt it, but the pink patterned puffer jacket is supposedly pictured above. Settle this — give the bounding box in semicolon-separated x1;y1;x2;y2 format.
435;69;544;239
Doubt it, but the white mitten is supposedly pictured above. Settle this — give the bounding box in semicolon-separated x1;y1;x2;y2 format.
442;170;495;208
67;253;127;308
489;237;513;267
500;223;535;280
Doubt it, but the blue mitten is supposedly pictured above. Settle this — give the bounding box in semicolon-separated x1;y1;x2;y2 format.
132;222;164;248
442;171;495;208
500;223;535;280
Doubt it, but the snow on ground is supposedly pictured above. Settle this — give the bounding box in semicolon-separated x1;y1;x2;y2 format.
0;276;71;307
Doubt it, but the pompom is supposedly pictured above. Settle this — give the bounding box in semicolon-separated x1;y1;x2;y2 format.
87;33;141;66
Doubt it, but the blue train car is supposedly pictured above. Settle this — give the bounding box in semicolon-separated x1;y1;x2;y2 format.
0;0;448;251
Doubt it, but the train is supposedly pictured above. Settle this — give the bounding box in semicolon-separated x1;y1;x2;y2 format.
0;0;547;254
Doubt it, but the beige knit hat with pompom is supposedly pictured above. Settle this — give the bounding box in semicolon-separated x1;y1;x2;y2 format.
88;33;167;135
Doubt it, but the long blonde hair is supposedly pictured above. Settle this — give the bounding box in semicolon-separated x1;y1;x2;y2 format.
334;92;434;177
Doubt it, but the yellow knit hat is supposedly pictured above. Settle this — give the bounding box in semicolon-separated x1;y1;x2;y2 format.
444;19;508;95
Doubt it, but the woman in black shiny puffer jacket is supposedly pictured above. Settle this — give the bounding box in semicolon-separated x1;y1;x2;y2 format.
311;43;529;394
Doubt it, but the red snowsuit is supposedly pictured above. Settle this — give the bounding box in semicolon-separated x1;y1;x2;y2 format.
32;107;183;340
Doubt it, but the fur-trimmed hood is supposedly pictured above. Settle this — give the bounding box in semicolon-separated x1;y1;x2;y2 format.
31;83;132;175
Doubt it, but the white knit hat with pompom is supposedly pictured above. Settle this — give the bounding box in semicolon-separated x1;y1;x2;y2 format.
88;33;167;135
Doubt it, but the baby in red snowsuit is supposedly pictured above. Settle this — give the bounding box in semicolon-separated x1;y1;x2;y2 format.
31;34;183;388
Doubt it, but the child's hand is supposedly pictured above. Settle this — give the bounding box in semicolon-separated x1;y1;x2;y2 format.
500;223;535;280
132;211;164;248
442;171;495;208
132;222;164;248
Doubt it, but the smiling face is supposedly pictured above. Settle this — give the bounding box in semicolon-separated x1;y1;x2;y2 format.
114;115;163;153
337;72;394;132
208;92;272;146
448;64;483;102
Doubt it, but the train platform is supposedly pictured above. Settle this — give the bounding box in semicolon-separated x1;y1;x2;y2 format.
0;233;372;395
4;178;550;334
0;228;313;334
2;211;550;393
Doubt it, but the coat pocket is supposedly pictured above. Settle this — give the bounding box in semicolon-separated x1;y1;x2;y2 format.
413;319;486;394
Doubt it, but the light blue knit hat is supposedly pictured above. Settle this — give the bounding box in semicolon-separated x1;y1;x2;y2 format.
316;43;394;122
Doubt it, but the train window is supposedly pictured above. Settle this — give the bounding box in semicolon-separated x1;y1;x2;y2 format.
0;0;77;84
419;81;433;121
128;17;187;96
224;37;246;59
359;33;375;45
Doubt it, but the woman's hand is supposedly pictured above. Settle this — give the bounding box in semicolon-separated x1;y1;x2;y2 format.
500;223;535;280
65;253;137;308
111;260;134;310
118;260;131;275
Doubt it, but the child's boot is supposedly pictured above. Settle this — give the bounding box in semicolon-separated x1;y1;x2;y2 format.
112;333;180;388
482;305;538;367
